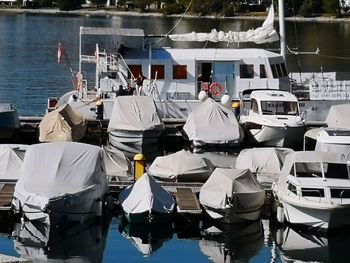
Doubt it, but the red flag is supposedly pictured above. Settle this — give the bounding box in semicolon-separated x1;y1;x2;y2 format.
57;43;63;63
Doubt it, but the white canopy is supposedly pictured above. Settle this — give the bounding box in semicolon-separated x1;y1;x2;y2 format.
199;168;265;212
0;144;27;180
169;5;278;44
183;98;243;145
108;96;165;132
119;173;175;214
39;104;86;142
14;142;108;199
325;104;350;129
148;149;214;182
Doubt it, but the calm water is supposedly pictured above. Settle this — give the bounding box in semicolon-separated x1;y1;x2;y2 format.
1;12;350;262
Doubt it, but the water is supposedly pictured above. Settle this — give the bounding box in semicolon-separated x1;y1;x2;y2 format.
1;12;350;262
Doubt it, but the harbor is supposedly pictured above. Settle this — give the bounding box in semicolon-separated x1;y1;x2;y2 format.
2;4;350;263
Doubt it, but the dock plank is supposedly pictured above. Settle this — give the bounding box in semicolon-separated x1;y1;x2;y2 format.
176;187;202;214
0;183;15;210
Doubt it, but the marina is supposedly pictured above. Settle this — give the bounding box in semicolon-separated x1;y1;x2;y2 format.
2;3;350;262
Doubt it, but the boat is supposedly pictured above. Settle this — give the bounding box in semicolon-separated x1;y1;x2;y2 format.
12;142;112;226
0;144;27;181
39;103;87;142
119;173;175;224
272;151;350;230
235;147;294;190
51;4;291;121
107;96;165;158
0;103;20;140
182;98;244;147
239;90;306;147
102;145;130;180
148;149;214;182
199;168;265;223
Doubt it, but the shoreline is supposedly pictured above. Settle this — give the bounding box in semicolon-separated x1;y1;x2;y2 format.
1;7;350;23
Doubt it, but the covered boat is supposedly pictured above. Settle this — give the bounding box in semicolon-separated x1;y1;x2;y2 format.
235;147;294;190
148;149;214;182
182;98;244;147
102;145;130;180
39;103;86;142
0;103;20;140
119;173;175;224
108;96;165;157
0;144;27;181
272;151;350;230
12;142;111;226
199;168;265;223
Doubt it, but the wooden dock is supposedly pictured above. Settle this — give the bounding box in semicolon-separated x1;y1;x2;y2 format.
0;181;15;212
175;187;202;214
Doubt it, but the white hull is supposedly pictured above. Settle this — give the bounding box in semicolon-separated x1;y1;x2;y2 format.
204;206;262;224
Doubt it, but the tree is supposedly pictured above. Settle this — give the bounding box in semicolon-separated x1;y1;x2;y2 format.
323;0;340;15
56;0;84;11
90;0;107;8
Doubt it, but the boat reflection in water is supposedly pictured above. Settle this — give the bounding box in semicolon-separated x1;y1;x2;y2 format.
118;219;173;257
12;216;111;263
275;224;350;263
199;220;264;262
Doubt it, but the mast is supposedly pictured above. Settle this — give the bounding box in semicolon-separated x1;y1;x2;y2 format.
278;0;286;61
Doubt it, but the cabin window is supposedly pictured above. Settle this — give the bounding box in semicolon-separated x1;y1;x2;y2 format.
260;101;299;115
330;188;350;198
128;65;142;79
280;63;288;76
293;162;323;178
240;64;254;78
151;65;165;79
251;99;259;113
260;64;267;78
173;65;187;79
271;64;278;79
276;64;283;77
287;182;297;194
324;163;349;179
301;188;325;197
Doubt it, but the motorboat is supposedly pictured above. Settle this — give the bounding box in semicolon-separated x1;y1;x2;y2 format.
148;149;214;182
102;145;130;180
182;98;244;147
39;103;87;142
199;168;265;223
0;144;27;181
239;90;306;147
235;147;294;190
119;173;175;224
0;103;20;140
107;96;165;158
272;151;350;230
51;5;291;121
12;142;112;226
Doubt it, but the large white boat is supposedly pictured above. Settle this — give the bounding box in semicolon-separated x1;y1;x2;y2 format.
239;90;306;147
272;151;350;230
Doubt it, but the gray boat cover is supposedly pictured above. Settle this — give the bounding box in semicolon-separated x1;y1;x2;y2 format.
148;149;214;182
183;98;243;145
108;96;165;132
39;104;86;142
235;147;294;188
325;104;350;128
0;144;27;180
199;168;265;212
102;145;129;178
119;173;175;214
13;142;109;222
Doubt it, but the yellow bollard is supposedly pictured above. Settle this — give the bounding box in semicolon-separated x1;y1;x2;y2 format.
133;153;145;181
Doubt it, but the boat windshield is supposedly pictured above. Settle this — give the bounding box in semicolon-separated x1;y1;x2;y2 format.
260;101;298;116
291;162;349;179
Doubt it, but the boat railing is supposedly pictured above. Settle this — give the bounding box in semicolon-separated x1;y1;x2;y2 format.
81;55;96;64
295;188;323;202
340;189;350;204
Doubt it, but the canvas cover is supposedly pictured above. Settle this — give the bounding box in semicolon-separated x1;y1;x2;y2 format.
235;148;294;188
0;144;27;180
14;142;108;210
39;104;86;142
199;168;265;212
183;98;243;145
325;104;350;129
102;145;129;178
119;173;175;214
108;96;164;132
148;149;214;182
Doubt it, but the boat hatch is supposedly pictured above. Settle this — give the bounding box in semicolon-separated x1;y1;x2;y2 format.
330;188;350;198
301;188;325;197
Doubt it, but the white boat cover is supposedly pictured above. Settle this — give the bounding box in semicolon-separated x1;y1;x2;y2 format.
108;96;165;132
235;147;294;188
169;5;278;44
325;104;350;129
148;149;214;182
102;145;129;178
39;104;87;142
13;142;109;222
0;144;27;180
119;173;175;214
199;168;265;212
183;98;243;145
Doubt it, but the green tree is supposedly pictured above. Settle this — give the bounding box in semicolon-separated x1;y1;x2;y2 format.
134;0;153;12
56;0;84;10
323;0;340;15
90;0;107;8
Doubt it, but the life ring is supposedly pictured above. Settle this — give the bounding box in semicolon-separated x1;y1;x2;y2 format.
209;82;223;97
